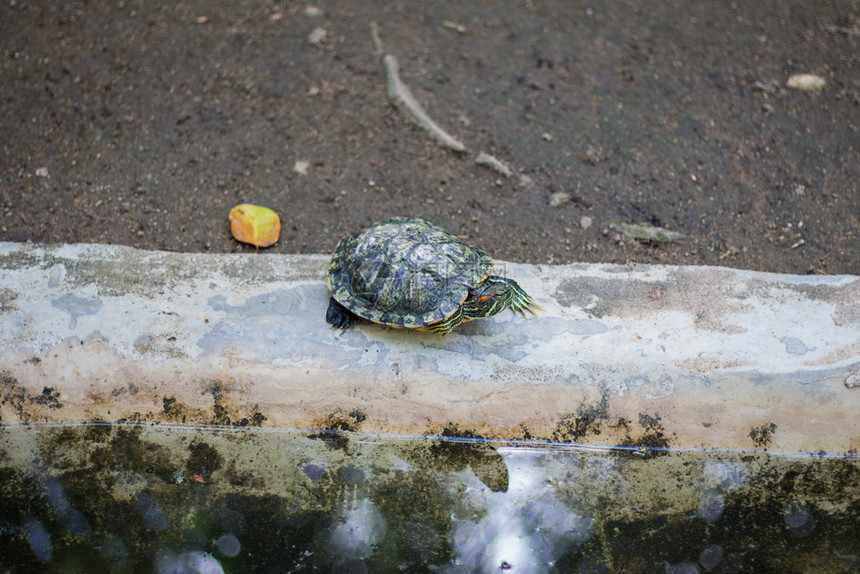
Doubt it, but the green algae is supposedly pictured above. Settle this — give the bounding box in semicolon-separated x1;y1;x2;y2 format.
0;423;856;572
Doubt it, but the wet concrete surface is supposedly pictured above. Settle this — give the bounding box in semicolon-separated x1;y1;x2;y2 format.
2;242;858;453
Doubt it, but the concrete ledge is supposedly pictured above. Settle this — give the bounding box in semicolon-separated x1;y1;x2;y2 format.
1;242;858;453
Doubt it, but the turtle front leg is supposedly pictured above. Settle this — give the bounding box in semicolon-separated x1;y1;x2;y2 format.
419;307;465;336
326;298;358;330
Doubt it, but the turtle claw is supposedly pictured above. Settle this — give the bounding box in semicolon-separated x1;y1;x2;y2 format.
515;299;544;317
326;298;357;331
506;282;543;318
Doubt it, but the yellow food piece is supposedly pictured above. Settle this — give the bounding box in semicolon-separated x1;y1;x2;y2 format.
228;204;281;247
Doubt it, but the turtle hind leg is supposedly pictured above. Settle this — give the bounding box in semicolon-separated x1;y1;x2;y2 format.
326;297;358;330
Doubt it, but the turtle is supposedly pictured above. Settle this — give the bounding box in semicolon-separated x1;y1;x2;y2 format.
325;217;540;335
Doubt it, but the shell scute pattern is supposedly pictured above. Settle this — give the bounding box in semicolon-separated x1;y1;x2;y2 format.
328;217;494;327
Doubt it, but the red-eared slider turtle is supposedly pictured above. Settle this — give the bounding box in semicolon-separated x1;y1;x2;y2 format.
326;217;540;335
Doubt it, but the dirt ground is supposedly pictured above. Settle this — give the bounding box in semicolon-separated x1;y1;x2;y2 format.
1;0;858;275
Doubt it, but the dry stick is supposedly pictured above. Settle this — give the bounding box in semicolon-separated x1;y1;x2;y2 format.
371;23;529;178
474;152;514;178
383;55;467;153
372;21;465;153
370;21;384;55
372;21;519;173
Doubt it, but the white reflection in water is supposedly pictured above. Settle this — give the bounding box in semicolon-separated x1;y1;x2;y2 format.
666;561;701;573
156;550;224;574
702;460;748;490
445;449;593;573
697;489;724;523
328;495;386;559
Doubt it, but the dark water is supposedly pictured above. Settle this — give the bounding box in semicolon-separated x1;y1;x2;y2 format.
0;423;857;573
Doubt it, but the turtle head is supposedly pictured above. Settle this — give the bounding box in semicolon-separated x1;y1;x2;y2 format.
464;275;542;321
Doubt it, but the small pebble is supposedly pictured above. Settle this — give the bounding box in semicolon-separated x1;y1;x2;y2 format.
754;81;777;93
541;132;553;142
786;73;826;91
443;21;466;33
580;216;593;230
518;174;534;189
304;6;324;17
549;192;571;207
307;27;327;45
584;146;605;165
35;167;49;177
294;160;310;175
611;222;685;243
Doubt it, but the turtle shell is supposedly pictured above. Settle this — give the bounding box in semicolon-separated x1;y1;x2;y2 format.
328;217;494;328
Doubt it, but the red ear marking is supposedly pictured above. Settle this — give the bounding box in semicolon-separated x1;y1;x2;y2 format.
479;295;492;302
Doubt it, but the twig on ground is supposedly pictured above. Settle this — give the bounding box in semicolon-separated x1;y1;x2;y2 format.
474;152;514;177
370;21;384;55
383;54;467;153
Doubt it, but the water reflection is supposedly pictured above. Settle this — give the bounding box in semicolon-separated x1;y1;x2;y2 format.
445;449;593;573
702;459;749;490
328;495;386;560
213;534;241;558
136;492;170;532
784;501;815;537
21;517;51;563
697;489;724;523
156;549;224;574
0;424;856;572
698;544;722;571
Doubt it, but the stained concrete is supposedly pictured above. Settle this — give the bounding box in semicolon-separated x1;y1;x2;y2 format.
1;242;858;453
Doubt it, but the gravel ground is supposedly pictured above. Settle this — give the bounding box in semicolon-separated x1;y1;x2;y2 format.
1;0;858;274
